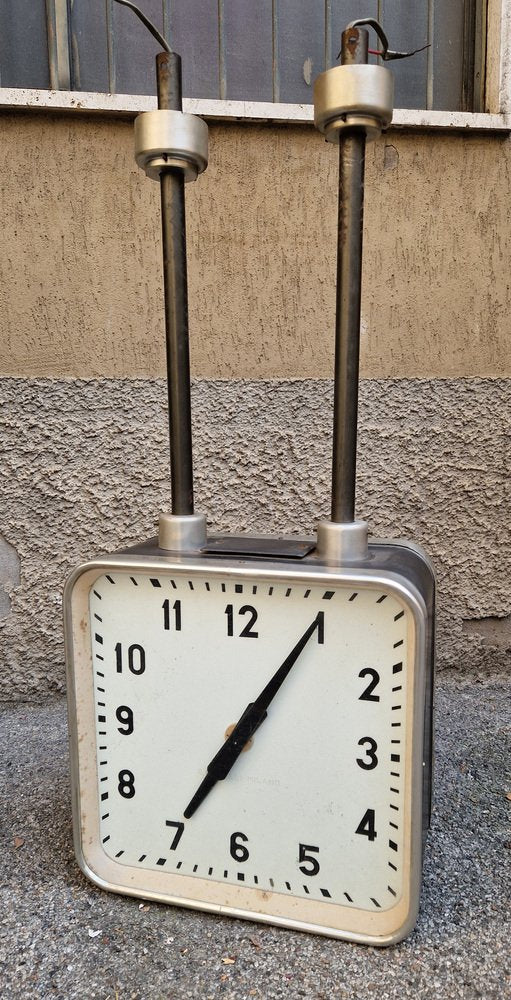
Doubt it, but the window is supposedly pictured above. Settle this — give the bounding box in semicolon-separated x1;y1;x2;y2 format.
0;0;507;125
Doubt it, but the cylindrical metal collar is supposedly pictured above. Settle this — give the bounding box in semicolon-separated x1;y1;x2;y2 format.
135;110;209;181
314;63;393;142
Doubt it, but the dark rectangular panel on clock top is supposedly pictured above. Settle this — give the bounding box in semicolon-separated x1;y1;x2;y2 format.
380;0;429;110
0;0;50;89
221;0;274;102
112;0;165;96
69;0;110;93
274;1;325;105
168;0;220;99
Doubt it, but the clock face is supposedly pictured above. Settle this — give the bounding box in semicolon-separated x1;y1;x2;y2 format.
77;564;417;937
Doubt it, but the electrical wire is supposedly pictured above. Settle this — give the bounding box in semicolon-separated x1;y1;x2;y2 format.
345;17;429;61
113;0;172;53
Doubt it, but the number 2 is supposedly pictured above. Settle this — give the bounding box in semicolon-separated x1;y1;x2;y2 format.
358;668;380;702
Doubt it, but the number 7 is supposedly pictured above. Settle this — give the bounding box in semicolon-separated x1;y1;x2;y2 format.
166;820;185;850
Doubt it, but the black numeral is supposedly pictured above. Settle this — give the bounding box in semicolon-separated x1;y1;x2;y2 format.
163;599;182;631
298;843;320;876
359;668;380;702
356;737;378;769
355;808;377;841
225;605;259;638
316;611;325;645
118;769;135;798
115;643;146;675
230;831;249;862
166;820;185;850
116;705;134;735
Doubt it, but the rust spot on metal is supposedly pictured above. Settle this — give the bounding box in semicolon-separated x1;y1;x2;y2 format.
340;26;368;66
347;28;360;58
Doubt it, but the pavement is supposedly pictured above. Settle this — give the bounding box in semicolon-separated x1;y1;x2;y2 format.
0;675;510;1000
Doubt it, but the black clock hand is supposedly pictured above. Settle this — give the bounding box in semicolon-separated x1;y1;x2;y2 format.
183;614;321;819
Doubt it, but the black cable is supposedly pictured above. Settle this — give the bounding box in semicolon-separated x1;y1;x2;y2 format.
113;0;172;53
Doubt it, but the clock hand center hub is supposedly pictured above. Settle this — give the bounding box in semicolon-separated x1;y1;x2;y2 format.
224;723;254;751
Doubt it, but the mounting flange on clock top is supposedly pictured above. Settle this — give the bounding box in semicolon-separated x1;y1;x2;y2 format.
64;6;435;946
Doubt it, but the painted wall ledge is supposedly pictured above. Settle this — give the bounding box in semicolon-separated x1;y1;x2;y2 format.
0;88;509;132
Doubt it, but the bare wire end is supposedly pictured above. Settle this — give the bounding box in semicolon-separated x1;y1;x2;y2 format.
344;18;429;62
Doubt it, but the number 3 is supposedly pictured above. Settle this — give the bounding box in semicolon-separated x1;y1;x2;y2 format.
356;737;378;770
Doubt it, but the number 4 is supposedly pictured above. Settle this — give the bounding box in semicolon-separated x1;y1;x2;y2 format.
355;808;377;841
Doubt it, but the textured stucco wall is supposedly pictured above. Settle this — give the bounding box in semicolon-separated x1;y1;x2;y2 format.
0;113;509;699
0;377;509;701
0;114;510;380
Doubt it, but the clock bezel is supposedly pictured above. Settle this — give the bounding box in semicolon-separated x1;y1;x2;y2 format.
64;547;428;946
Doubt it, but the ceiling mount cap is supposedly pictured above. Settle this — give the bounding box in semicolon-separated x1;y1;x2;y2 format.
314;64;394;142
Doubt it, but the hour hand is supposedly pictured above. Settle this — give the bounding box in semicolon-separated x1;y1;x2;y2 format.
183;702;267;819
183;614;321;819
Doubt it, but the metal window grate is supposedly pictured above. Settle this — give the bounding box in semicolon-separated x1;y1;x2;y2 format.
0;1;487;113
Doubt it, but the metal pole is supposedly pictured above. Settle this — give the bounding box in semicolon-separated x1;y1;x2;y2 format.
156;51;195;515
330;28;368;524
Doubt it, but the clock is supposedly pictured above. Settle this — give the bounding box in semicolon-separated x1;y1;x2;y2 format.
64;11;435;946
64;537;434;946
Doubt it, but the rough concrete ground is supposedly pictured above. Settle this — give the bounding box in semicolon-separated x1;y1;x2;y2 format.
0;676;510;1000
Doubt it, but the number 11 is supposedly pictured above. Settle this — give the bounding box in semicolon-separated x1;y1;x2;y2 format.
162;599;182;631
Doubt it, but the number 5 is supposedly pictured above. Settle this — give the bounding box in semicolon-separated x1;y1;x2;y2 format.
298;843;320;876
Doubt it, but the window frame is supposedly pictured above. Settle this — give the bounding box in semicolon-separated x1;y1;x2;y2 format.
0;0;509;132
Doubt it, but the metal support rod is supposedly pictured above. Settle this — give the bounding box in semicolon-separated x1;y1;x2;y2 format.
331;28;368;524
157;52;195;515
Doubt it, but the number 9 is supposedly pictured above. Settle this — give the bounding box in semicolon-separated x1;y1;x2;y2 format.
116;705;134;735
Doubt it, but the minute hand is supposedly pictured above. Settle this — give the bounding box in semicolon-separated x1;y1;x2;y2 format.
183;614;321;819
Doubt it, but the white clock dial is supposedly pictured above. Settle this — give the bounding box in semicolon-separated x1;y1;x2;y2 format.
88;568;412;915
